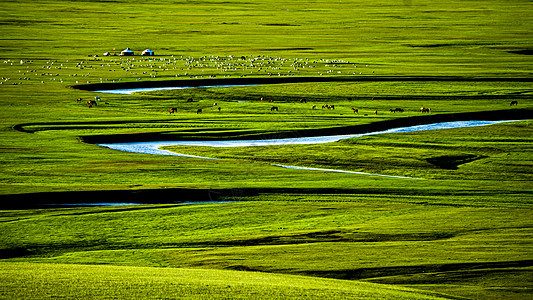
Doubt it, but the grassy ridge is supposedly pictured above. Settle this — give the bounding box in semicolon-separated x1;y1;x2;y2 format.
1;201;531;299
0;262;453;300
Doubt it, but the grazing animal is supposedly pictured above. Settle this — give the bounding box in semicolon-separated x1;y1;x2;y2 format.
87;100;97;108
299;99;307;103
390;108;404;113
213;102;217;106
170;108;177;114
420;107;431;113
271;106;278;111
312;105;316;109
196;109;202;114
218;107;221;112
510;100;518;106
374;110;378;115
76;97;82;102
352;108;358;114
260;97;264;102
328;105;335;110
322;104;328;109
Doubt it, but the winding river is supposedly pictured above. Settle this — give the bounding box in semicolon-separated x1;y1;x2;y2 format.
98;120;518;156
81;81;527;179
98;120;520;179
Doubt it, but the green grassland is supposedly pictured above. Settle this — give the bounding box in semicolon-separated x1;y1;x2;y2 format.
1;202;532;299
0;0;532;299
1;262;454;300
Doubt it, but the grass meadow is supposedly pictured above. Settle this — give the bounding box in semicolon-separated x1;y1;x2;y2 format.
0;0;532;299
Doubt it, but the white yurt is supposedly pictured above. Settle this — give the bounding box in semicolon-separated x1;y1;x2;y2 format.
120;48;134;56
142;49;155;56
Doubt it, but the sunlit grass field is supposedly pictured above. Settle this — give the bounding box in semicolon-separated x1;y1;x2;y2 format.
0;0;532;299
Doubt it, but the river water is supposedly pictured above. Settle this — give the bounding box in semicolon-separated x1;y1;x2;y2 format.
98;120;518;157
97;120;521;179
95;84;256;94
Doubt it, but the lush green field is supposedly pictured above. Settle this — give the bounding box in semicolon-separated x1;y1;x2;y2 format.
0;0;532;299
1;262;455;300
1;201;532;299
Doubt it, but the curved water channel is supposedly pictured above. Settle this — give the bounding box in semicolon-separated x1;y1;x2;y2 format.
94;84;256;95
82;81;528;180
98;120;520;180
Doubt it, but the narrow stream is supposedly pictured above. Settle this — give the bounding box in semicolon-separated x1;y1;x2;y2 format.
97;120;519;179
98;120;517;155
95;84;256;95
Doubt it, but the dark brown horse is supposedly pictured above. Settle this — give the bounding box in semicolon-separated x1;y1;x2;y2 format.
87;99;97;108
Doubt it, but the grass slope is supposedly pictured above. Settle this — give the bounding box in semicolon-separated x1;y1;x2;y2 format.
0;262;454;300
1;201;531;299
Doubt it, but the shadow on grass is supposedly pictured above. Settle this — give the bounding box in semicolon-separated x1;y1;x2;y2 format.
3;185;531;210
302;260;533;281
70;75;533;92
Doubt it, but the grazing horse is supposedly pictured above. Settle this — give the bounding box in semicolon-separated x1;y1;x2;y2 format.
322;104;328;109
299;99;307;103
352;108;358;114
312;105;316;110
420;107;431;113
77;97;82;102
170;108;177;114
196;109;202;114
87;100;97;108
510;100;518;106
271;106;278;111
328;105;335;110
390;108;404;113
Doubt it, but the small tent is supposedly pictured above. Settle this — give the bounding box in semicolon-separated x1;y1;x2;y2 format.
120;48;134;56
142;49;155;56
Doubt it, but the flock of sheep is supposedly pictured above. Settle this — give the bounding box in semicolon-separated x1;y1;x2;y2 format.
1;54;373;87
